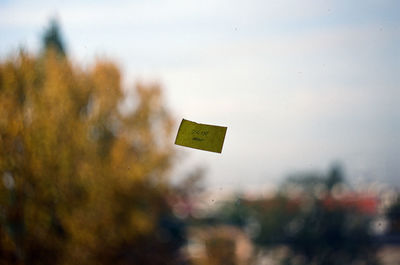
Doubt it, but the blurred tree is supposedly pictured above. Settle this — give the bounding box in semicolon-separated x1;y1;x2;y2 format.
0;21;185;265
210;166;380;265
42;18;66;56
387;195;400;234
325;164;344;191
276;166;379;264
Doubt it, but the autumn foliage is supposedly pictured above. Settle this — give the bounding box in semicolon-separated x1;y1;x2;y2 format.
0;43;186;264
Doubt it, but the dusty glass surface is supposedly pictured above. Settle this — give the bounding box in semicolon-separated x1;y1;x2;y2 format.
0;1;399;264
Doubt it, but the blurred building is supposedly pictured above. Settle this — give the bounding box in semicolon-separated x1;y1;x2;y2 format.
186;225;253;265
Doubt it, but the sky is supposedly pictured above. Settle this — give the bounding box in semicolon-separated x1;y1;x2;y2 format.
1;0;399;192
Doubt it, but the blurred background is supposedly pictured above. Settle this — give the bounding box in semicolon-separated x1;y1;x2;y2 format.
0;0;399;264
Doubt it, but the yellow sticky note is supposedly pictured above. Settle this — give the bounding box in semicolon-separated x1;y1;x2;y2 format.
175;119;227;153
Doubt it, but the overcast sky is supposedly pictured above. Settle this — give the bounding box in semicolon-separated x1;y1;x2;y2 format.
1;0;399;191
